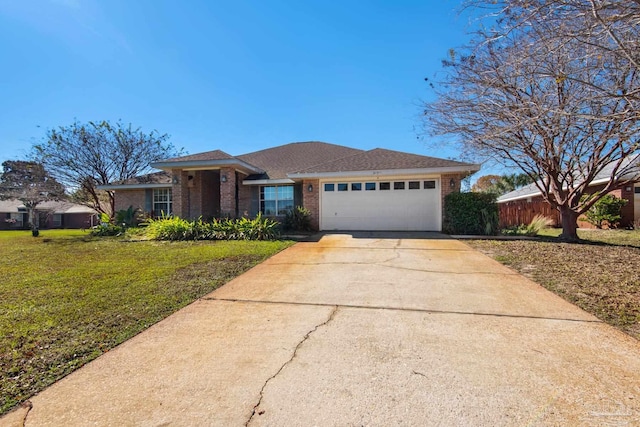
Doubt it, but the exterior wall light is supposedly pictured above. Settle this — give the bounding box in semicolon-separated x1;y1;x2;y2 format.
221;175;227;182
307;184;313;192
449;178;455;188
172;175;179;184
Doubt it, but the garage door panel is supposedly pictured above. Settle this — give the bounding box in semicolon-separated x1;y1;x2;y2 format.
321;179;441;231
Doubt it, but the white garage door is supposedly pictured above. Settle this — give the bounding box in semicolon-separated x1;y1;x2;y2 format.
320;179;441;231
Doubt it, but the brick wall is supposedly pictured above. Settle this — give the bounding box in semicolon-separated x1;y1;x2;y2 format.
302;179;320;230
114;189;146;213
238;180;253;217
440;173;466;224
171;170;190;218
63;213;97;229
189;171;203;218
220;167;237;217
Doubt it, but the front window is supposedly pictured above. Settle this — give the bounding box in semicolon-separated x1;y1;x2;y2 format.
260;185;294;216
153;188;172;217
53;214;62;227
9;213;23;227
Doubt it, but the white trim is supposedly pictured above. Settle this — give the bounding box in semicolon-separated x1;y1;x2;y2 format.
97;183;171;190
288;165;480;179
242;178;296;186
150;159;264;174
497;177;614;203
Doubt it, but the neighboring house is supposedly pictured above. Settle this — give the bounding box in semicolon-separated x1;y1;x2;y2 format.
99;141;480;231
498;165;640;229
0;199;98;230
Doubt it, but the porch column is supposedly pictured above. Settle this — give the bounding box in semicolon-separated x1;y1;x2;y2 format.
302;179;320;231
220;167;237;217
171;169;190;218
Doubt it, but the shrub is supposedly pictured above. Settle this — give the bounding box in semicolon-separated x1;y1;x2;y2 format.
501;214;553;236
443;192;498;235
140;214;280;241
582;194;627;229
283;206;313;232
143;216;197;240
114;206;142;228
90;223;126;237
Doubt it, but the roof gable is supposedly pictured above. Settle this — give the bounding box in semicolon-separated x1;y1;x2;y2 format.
162;150;234;162
113;171;172;186
0;199;96;214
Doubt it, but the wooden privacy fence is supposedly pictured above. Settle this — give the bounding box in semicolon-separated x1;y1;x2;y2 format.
499;199;561;228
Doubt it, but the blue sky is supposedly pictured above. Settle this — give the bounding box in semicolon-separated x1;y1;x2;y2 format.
0;0;481;172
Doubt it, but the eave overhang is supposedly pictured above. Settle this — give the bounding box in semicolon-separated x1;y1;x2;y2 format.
287;165;481;180
150;159;264;175
97;183;172;190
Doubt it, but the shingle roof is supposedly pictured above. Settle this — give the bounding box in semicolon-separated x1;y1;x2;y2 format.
0;199;96;214
496;183;540;202
113;171;172;186
238;141;363;180
161;150;235;162
108;141;479;186
497;160;640;202
293;148;476;174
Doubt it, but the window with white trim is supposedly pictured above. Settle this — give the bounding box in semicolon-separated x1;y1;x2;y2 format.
260;185;294;216
153;188;172;217
53;214;62;227
9;213;23;227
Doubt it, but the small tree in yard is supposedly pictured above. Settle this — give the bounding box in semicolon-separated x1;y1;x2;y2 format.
423;0;640;241
0;161;66;236
583;194;627;229
33;120;181;218
472;173;534;195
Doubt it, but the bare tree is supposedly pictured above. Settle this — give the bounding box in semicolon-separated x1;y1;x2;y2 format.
465;0;640;72
0;161;66;236
423;1;640;240
33;120;181;217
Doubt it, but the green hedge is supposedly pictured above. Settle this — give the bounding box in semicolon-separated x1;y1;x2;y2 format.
141;214;280;241
443;192;498;235
582;194;627;229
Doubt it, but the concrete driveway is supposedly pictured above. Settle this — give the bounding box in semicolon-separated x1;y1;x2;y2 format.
3;233;640;426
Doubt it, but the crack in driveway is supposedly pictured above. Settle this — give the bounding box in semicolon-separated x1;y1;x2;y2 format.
266;261;519;275
20;401;32;427
245;305;339;426
207;297;602;324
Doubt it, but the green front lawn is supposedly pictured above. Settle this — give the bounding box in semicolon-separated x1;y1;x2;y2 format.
0;230;293;415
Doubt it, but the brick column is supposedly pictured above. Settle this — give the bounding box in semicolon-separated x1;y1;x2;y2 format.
440;173;465;223
302;179;320;230
237;181;252;217
171;169;189;218
220;167;237;217
616;185;635;228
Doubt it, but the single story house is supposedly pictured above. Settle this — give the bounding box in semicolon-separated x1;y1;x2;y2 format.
498;166;640;229
100;141;480;231
0;199;98;230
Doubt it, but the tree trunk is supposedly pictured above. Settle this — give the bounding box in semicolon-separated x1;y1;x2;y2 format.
29;207;39;237
559;206;579;241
